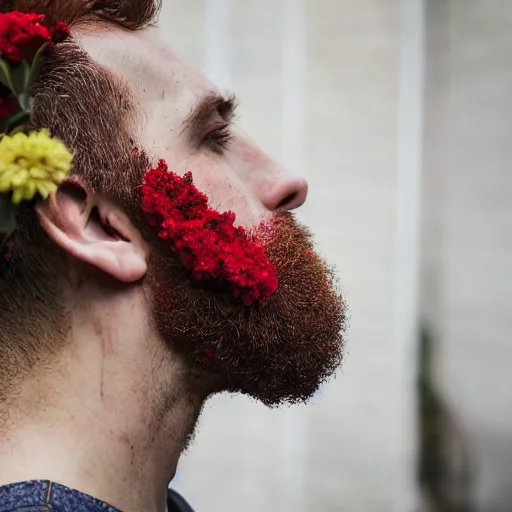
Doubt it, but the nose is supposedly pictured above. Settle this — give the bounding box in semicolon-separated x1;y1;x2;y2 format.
260;175;309;211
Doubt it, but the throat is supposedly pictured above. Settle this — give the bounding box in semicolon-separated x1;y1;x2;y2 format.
0;343;205;512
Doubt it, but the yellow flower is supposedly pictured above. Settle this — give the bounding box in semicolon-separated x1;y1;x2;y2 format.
0;129;72;204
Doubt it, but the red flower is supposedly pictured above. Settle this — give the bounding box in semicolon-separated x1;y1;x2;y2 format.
0;12;50;62
141;160;279;306
0;12;70;63
0;93;17;119
50;21;70;44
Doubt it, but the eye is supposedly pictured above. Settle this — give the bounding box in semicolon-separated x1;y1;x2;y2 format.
202;125;233;155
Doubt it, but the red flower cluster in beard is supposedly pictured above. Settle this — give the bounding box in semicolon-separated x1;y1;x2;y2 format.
140;159;279;306
0;12;70;63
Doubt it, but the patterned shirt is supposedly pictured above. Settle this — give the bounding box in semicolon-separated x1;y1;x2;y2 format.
0;480;195;512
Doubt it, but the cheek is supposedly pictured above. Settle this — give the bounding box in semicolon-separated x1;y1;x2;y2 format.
182;156;264;227
141;115;183;162
226;130;274;186
186;156;233;189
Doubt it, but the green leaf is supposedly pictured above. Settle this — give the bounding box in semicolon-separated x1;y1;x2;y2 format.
0;60;15;92
10;61;30;95
27;42;49;89
0;194;17;240
17;92;31;111
9;124;28;135
6;109;30;133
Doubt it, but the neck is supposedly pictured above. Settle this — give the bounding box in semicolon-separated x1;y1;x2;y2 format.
0;292;204;512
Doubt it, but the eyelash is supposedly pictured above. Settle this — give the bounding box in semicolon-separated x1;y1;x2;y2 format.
202;125;233;155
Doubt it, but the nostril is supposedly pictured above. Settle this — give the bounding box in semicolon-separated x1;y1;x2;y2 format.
277;193;298;210
261;176;308;211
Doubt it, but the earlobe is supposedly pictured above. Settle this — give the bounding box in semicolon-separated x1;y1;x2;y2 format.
36;179;148;283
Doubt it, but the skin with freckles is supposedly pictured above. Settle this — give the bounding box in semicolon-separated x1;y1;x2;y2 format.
78;26;345;405
81;26;308;224
0;21;346;512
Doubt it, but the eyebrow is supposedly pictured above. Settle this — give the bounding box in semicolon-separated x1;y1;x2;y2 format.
182;92;238;143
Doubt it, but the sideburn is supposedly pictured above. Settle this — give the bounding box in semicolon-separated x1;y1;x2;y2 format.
0;39;150;388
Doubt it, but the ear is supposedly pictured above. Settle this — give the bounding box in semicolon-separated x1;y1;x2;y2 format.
36;179;148;283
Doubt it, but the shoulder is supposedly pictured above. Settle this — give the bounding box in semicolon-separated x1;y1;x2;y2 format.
167;488;195;512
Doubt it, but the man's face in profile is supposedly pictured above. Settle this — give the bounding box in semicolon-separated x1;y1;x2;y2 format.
78;25;346;407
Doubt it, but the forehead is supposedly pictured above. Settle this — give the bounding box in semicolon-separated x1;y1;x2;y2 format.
76;25;216;119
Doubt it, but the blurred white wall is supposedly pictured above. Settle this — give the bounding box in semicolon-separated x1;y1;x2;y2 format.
423;1;512;510
159;1;421;511
156;1;512;510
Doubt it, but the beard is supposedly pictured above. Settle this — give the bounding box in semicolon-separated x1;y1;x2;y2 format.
145;210;346;407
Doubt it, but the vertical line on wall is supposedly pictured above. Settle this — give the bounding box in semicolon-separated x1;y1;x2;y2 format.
204;0;233;90
279;0;307;510
281;0;307;178
394;0;426;510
